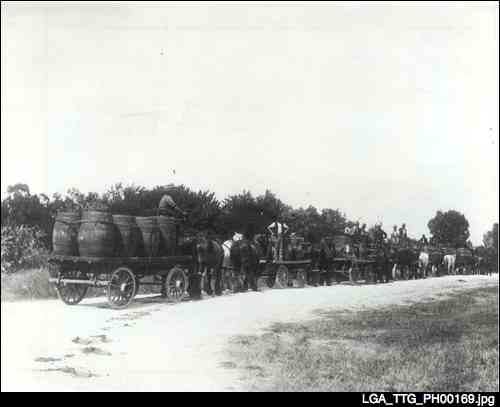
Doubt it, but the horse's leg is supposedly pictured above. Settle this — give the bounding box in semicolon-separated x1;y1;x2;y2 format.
250;264;258;291
205;267;213;295
214;264;222;296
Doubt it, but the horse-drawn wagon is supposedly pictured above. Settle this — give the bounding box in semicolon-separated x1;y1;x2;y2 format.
259;258;312;289
48;209;196;309
328;233;376;283
48;254;193;309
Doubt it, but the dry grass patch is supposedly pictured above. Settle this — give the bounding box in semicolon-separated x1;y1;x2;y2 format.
226;286;499;392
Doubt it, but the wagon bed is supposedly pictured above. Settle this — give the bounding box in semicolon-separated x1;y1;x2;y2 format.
48;254;194;309
257;258;312;288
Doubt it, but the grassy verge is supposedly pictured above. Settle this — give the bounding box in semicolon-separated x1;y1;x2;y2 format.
1;268;57;301
225;286;499;392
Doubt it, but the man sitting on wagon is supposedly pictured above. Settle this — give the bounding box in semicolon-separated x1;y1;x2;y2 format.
158;184;188;219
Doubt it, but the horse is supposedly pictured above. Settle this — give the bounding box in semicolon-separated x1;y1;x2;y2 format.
318;238;335;285
418;251;430;278
221;233;243;289
191;235;224;296
230;238;261;292
370;243;392;283
443;254;456;275
428;248;444;276
391;246;419;279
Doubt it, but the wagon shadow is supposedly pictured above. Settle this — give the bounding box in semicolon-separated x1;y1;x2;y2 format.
79;293;213;310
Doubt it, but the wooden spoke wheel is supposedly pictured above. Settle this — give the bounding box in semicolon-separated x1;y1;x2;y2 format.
274;265;289;289
165;266;188;302
56;271;88;305
107;267;137;309
295;269;307;288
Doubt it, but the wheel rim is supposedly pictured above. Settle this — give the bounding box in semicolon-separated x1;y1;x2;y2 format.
108;267;136;309
56;271;88;305
275;265;289;288
165;266;188;302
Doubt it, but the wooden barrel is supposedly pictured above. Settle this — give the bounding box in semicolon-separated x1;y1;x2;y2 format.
52;211;81;255
113;215;140;257
136;216;160;257
78;211;117;257
157;216;177;256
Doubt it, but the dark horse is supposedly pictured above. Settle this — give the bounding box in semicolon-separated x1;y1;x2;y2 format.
372;243;392;283
230;238;261;292
390;245;419;280
178;234;224;297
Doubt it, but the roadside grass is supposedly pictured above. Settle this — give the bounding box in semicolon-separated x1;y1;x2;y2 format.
1;268;57;301
225;286;499;392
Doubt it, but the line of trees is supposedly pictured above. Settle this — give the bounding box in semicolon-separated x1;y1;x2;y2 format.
1;183;352;248
1;182;497;261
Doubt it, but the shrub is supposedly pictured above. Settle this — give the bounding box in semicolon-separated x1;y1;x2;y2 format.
1;225;49;274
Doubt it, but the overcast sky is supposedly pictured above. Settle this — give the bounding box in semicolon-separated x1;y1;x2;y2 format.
1;1;498;244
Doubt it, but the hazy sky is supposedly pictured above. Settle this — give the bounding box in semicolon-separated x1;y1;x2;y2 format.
1;1;498;244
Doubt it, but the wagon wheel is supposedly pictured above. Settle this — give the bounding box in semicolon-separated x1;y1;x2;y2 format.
274;265;289;289
295;269;307;288
165;266;188;302
107;267;137;309
56;271;88;305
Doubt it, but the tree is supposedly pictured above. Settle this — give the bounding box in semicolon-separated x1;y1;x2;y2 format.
219;191;261;238
483;222;498;252
427;210;470;247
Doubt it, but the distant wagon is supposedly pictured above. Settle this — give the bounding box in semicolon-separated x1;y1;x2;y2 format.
258;234;313;289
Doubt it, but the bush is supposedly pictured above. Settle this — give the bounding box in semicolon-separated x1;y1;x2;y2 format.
1;225;49;274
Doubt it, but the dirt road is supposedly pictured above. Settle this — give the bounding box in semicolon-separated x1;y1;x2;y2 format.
1;274;498;392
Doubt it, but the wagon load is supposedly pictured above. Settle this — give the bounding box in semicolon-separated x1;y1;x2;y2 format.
52;211;81;256
428;247;443;264
77;210;117;257
456;248;473;265
136;216;160;257
112;215;140;257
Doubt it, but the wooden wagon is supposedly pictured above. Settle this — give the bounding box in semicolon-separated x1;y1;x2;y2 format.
48;254;194;309
258;258;312;289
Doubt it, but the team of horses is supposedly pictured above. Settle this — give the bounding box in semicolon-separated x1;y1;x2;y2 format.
178;234;496;299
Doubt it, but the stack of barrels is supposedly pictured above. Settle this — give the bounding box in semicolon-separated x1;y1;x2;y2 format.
52;209;178;258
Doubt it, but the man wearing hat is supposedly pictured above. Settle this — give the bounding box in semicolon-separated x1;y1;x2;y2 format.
158;184;188;218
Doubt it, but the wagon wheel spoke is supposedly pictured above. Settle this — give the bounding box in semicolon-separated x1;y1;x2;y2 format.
107;267;136;309
165;266;188;302
56;270;88;305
